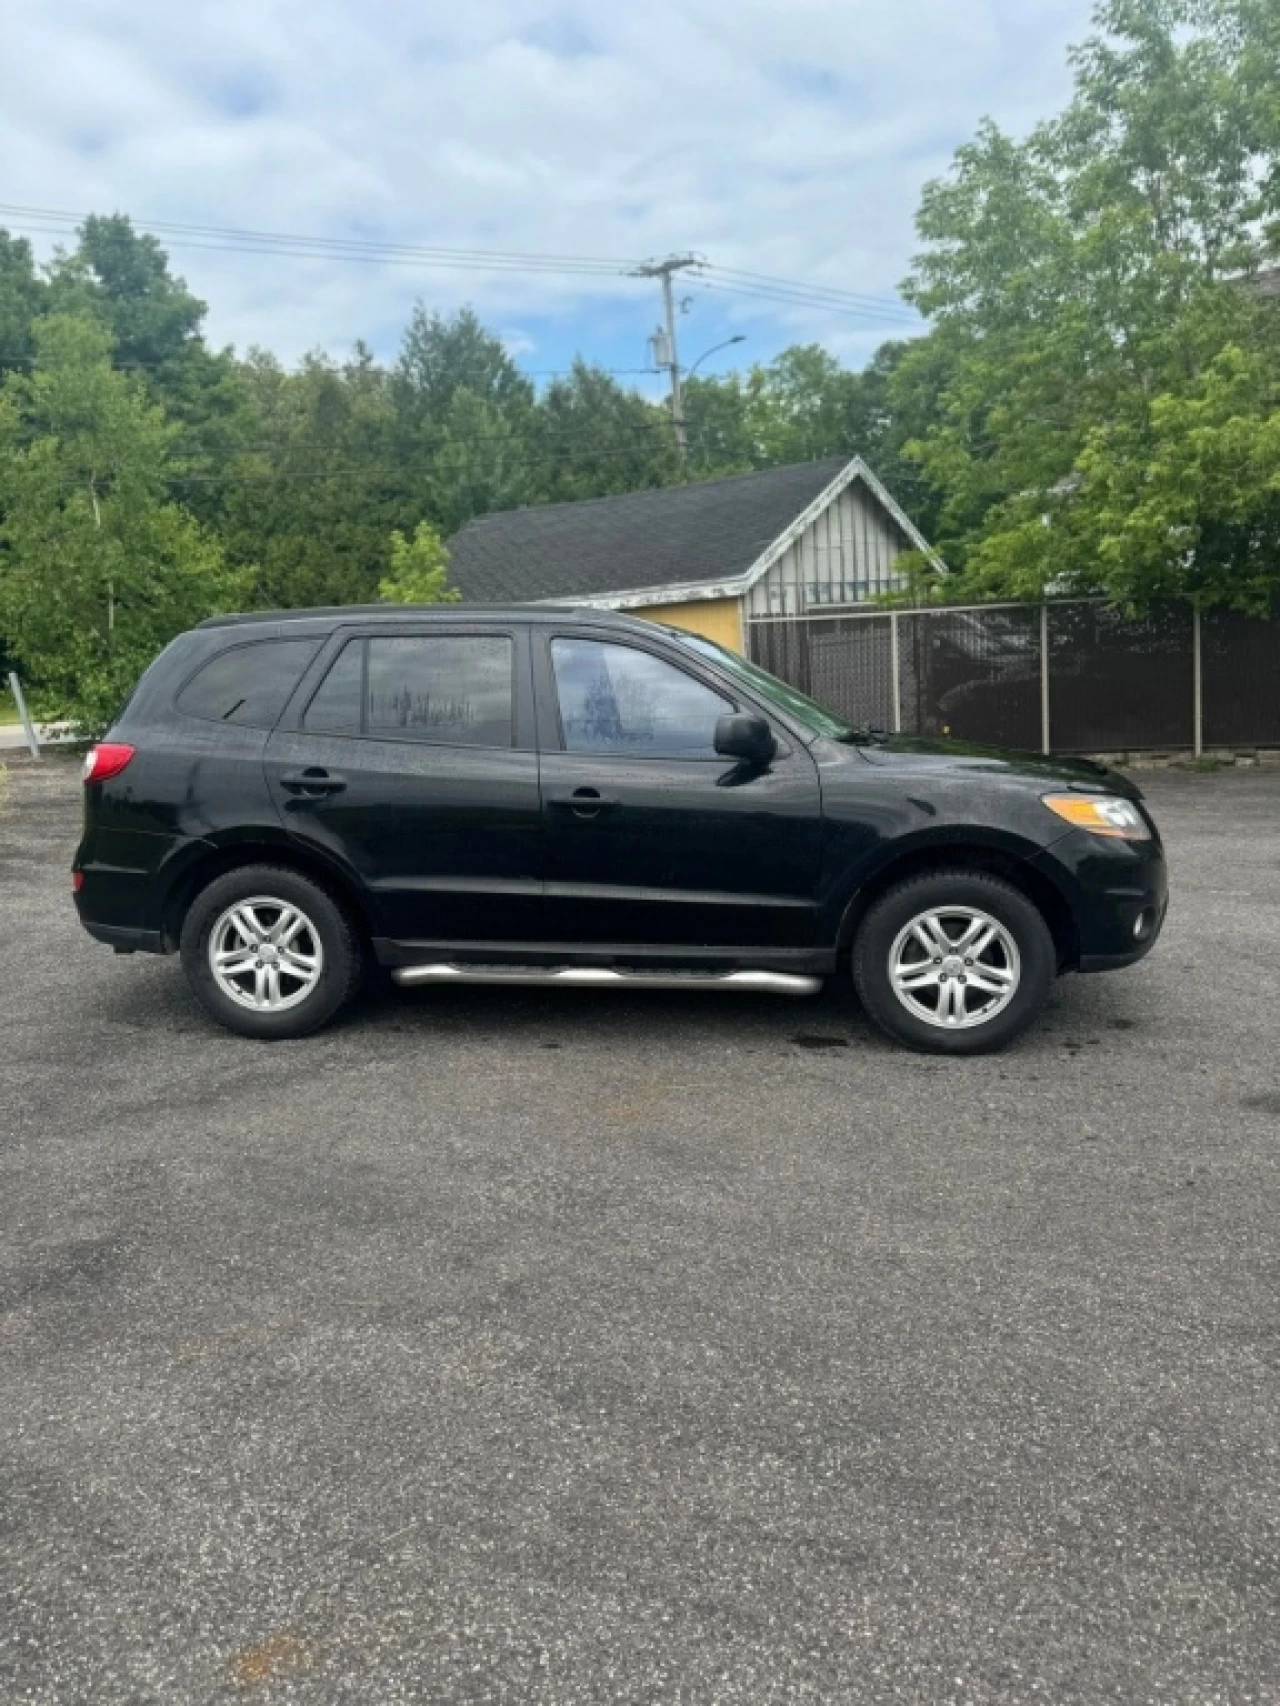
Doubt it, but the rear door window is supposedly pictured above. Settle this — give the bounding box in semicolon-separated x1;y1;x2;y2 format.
177;639;320;728
303;635;515;747
303;640;363;734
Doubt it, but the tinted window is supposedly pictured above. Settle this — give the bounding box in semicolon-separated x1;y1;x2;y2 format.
304;635;514;746
673;631;857;741
177;639;319;728
552;638;733;757
368;637;512;745
304;640;363;733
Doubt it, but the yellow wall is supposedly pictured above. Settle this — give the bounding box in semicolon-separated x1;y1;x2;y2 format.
633;596;745;654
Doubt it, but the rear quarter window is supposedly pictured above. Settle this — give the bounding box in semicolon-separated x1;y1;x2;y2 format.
176;638;320;729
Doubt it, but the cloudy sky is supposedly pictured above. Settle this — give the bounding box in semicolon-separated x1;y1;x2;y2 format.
5;0;1099;384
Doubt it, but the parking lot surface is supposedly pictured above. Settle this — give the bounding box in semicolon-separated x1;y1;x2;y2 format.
2;755;1278;1704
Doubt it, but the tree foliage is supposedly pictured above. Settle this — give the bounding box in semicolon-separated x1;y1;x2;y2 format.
897;0;1280;609
379;520;459;604
0;316;242;730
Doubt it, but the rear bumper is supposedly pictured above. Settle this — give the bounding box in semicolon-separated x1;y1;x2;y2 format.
1030;828;1168;973
80;921;165;955
73;825;210;954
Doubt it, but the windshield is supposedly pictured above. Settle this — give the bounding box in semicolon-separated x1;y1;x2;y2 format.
670;631;864;742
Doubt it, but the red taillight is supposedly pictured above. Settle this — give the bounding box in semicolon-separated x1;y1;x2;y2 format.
82;743;135;784
72;871;85;892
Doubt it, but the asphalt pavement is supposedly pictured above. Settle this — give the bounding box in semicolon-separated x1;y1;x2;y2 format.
2;754;1278;1705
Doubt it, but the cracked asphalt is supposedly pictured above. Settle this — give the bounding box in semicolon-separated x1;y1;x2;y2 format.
2;754;1278;1705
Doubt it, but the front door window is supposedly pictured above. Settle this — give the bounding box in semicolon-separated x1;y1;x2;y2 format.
551;638;733;759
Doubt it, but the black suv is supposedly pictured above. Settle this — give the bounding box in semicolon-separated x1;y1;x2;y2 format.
73;605;1167;1054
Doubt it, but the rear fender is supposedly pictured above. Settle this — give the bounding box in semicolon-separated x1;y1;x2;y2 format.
155;827;378;950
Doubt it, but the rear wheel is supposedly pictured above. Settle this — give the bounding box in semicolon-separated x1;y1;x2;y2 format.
180;865;364;1039
852;870;1056;1055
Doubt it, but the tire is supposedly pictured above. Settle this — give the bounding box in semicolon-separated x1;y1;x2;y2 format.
179;864;365;1040
852;870;1056;1056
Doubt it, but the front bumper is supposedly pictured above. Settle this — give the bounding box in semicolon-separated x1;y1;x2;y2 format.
1030;826;1168;974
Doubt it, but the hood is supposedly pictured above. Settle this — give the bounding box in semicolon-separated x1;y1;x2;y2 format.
847;734;1143;798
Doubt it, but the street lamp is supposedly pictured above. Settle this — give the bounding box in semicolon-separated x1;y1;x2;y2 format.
685;334;747;380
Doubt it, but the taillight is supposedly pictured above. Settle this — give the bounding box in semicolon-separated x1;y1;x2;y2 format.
72;871;85;892
82;743;135;784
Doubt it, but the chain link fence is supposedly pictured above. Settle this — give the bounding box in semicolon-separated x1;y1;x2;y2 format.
748;600;1280;755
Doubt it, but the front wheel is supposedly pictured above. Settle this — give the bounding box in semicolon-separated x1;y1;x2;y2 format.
179;864;364;1040
852;870;1056;1055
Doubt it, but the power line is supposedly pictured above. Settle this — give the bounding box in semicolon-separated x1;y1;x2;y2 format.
0;203;635;272
30;438;705;494
0;349;662;380
697;279;916;325
1;220;628;279
0;207;635;279
703;264;916;318
21;423;701;482
0;202;921;326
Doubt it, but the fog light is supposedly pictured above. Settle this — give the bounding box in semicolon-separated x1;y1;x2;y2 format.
1134;910;1151;940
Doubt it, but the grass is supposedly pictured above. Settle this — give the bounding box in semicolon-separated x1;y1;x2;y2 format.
1174;755;1232;773
0;682;17;726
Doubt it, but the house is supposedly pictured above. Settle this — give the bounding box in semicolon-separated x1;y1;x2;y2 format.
446;456;940;653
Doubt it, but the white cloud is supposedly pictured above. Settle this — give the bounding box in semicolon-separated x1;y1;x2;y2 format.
3;0;1098;366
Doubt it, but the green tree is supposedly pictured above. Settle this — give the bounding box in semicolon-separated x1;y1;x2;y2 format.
0;315;243;731
898;0;1280;609
535;360;676;501
0;232;49;381
219;346;410;608
379;520;460;603
44;215;254;528
391;305;539;531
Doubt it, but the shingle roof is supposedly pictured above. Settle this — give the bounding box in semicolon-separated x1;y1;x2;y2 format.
446;457;853;603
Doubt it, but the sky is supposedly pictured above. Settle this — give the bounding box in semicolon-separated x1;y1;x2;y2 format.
4;0;1101;388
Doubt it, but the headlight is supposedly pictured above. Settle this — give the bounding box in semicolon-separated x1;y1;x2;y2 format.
1042;793;1151;840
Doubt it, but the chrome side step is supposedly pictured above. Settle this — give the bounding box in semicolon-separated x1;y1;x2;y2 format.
391;964;822;997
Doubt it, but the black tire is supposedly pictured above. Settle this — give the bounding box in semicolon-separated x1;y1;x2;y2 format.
852;869;1056;1056
179;864;365;1040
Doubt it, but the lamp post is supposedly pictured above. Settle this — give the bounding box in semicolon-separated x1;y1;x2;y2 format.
686;334;746;381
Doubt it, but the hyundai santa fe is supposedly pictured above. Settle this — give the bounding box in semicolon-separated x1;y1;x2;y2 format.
73;605;1167;1054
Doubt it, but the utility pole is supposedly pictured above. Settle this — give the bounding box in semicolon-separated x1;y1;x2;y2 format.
632;254;701;470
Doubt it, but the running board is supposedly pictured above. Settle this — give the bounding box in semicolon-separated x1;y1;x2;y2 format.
391;964;822;997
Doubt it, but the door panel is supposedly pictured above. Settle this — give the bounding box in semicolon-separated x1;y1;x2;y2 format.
535;633;823;948
265;627;542;942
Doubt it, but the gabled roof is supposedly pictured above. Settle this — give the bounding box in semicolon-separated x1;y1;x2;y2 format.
446;456;938;608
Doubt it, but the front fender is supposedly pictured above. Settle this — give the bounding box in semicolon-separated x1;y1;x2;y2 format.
819;821;1076;949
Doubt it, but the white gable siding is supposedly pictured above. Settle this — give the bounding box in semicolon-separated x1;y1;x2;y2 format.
744;480;910;618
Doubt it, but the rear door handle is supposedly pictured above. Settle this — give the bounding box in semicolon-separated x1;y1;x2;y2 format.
280;768;347;798
548;787;619;818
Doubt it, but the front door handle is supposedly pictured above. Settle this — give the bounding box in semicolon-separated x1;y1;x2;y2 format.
280;768;347;799
548;787;619;819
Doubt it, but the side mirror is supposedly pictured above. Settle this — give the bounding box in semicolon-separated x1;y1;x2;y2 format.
714;712;776;767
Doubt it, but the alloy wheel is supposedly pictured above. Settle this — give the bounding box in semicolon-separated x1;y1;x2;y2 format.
888;905;1021;1030
207;896;325;1012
